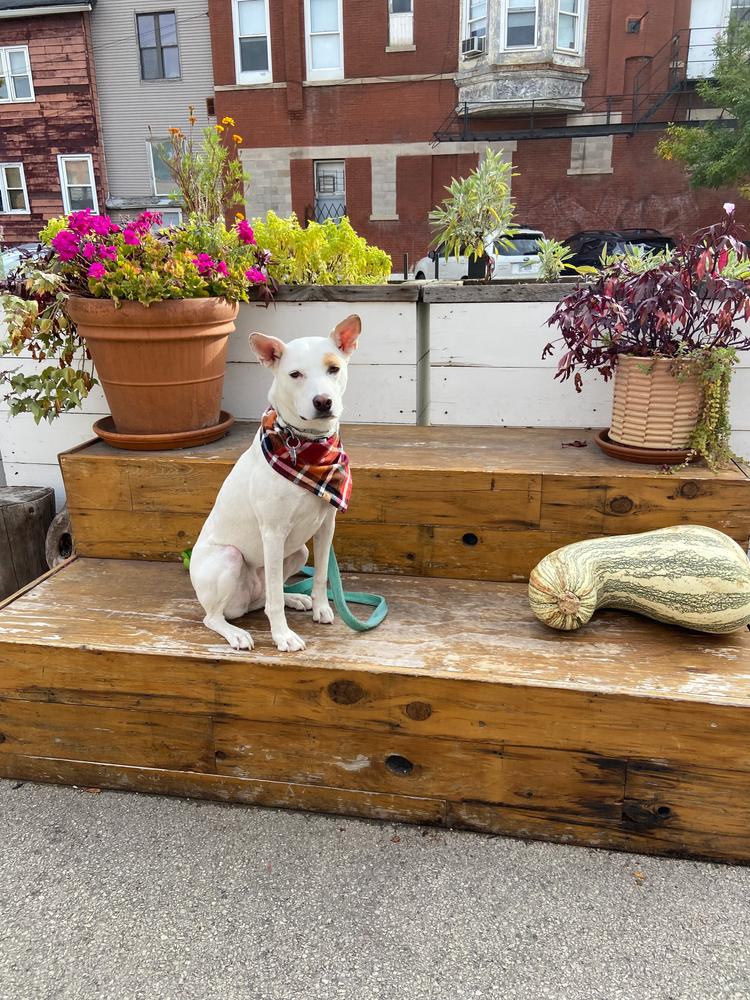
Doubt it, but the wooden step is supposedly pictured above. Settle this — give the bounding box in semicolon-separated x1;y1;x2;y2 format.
1;556;749;864
60;424;750;581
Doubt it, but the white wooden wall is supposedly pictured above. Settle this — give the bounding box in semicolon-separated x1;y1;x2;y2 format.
2;296;750;511
429;300;750;456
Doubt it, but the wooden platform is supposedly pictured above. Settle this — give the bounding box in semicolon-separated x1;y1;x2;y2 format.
2;556;749;864
60;423;750;580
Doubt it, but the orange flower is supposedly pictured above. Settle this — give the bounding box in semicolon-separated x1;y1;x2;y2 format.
169;127;182;136
188;116;197;125
235;212;245;220
222;116;236;126
232;133;243;144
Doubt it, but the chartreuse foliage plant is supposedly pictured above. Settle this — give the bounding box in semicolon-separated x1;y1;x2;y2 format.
251;212;392;285
0;208;272;422
536;238;597;282
544;209;750;468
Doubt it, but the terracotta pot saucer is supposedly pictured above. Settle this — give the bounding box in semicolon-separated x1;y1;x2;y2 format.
93;411;235;451
594;429;694;466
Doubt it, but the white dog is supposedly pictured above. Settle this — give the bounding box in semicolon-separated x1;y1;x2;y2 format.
189;314;361;652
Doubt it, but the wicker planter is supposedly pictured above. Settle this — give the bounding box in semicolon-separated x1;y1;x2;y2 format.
66;296;238;437
609;355;703;450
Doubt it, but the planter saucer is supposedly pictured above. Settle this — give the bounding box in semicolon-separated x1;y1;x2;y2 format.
594;429;693;466
93;411;235;451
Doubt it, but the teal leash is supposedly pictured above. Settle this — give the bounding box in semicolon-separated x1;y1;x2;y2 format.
283;547;388;632
182;546;388;632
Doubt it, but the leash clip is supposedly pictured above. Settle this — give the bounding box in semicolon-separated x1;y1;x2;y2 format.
283;427;301;465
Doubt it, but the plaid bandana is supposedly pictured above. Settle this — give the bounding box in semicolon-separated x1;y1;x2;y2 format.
259;408;352;512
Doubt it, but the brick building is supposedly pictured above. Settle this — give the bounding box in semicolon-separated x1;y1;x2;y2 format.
208;0;743;264
0;0;106;245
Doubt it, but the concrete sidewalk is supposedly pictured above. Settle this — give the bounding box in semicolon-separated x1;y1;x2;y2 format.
1;780;748;1000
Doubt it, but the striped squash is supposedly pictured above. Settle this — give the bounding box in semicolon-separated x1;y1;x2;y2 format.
528;525;750;634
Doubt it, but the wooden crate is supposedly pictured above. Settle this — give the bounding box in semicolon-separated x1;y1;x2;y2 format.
1;557;749;864
60;424;750;579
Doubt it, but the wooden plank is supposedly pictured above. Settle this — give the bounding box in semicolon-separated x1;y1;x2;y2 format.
422;283;567;303
214;719;625;820
273;284;421;302
0;700;213;772
0;508;17;598
68;508;205;560
2;560;750;772
0;754;446;826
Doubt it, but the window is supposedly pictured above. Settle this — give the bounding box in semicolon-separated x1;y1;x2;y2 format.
557;0;581;50
0;163;29;214
159;208;183;228
58;155;98;214
506;0;537;47
0;46;34;103
233;0;272;83
314;161;345;222
731;0;750;22
148;140;177;195
137;11;180;80
466;0;487;39
305;0;344;81
389;0;413;46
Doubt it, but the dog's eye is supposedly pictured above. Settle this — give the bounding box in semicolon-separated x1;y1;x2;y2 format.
289;371;303;380
328;366;340;375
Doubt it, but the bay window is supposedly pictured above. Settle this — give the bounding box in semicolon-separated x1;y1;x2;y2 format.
557;0;581;51
506;0;537;47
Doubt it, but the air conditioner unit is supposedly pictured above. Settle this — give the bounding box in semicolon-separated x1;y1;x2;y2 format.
461;35;486;57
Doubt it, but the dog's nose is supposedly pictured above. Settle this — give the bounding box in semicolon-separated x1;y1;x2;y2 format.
313;395;333;414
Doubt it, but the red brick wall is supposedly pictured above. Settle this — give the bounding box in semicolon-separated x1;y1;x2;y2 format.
0;12;105;245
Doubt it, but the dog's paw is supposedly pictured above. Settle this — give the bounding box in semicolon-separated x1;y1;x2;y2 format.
285;593;313;612
273;629;306;652
222;624;254;651
313;603;335;625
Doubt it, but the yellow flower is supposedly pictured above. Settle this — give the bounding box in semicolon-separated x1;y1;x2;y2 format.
235;212;245;220
222;116;236;126
232;133;243;144
215;124;225;133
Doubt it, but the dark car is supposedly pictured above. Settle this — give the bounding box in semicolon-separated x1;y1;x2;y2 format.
564;229;675;268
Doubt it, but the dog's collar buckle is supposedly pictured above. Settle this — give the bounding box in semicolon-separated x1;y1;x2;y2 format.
281;426;301;465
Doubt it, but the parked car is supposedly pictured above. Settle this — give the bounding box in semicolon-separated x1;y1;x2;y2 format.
1;243;38;278
413;228;545;281
564;229;675;269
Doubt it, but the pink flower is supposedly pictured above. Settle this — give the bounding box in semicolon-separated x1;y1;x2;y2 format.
68;209;94;235
99;244;118;261
245;266;267;284
724;202;736;215
87;262;106;279
237;219;256;245
192;253;216;275
216;260;228;277
131;210;161;233
82;241;97;260
123;229;140;246
51;229;80;262
90;214;118;236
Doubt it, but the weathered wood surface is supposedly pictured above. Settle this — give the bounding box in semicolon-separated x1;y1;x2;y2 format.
0;487;56;601
61;423;750;577
1;557;749;862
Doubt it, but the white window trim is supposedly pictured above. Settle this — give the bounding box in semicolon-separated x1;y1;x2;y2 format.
147;139;178;196
0;45;35;104
503;0;539;50
304;0;344;82
0;162;30;215
555;0;584;54
232;0;273;85
57;154;99;214
464;0;488;39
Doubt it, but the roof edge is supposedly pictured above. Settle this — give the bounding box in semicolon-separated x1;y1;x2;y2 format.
0;2;94;19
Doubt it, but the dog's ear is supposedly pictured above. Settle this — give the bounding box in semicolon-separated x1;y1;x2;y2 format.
330;314;361;356
250;333;285;367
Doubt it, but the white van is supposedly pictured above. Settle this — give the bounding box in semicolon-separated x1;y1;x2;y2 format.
413;229;544;281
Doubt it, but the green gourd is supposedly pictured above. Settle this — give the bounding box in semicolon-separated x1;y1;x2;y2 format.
528;525;750;634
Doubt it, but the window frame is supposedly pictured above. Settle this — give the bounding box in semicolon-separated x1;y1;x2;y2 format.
555;0;583;53
232;0;273;84
504;0;538;49
304;0;344;82
135;10;181;82
57;154;99;215
464;0;488;40
388;0;414;46
0;162;30;215
0;45;35;104
147;139;178;196
313;159;346;223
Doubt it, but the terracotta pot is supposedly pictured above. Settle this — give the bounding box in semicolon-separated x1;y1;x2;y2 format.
66;296;238;435
609;355;703;450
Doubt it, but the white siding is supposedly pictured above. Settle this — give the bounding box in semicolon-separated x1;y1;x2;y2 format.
90;0;215;203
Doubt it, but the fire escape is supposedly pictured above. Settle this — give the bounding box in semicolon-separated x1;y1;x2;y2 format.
433;28;738;144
